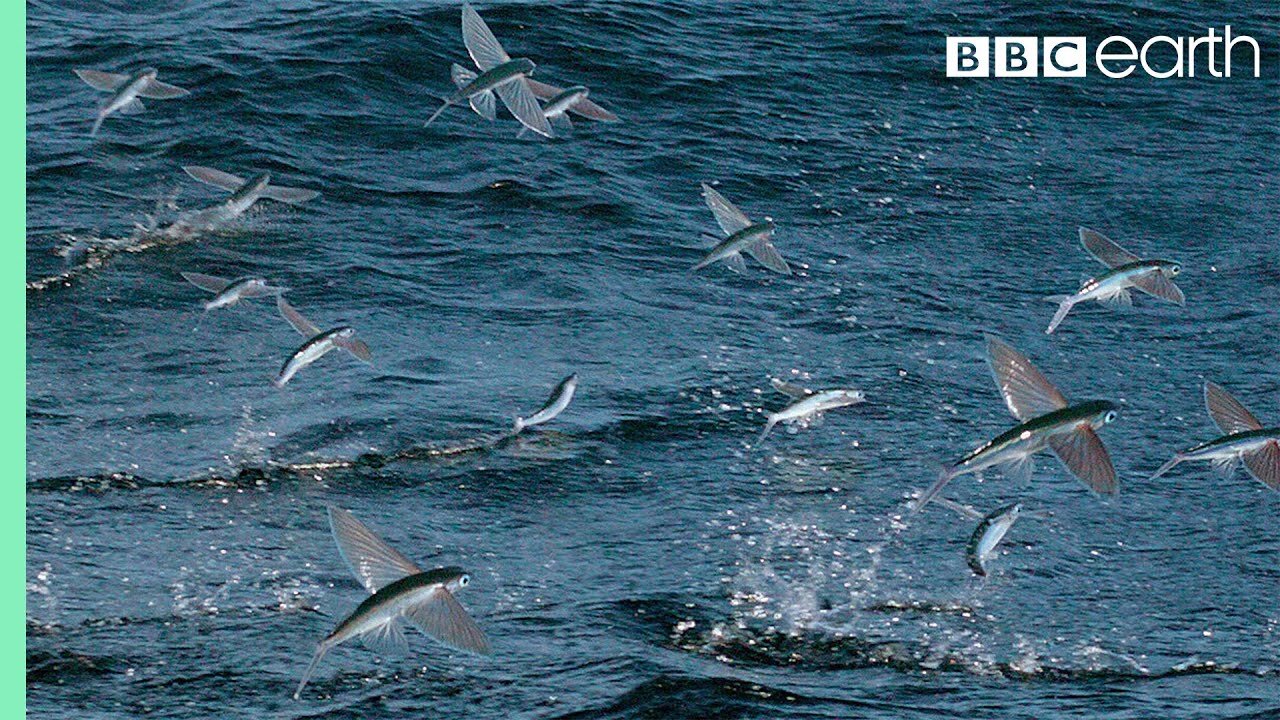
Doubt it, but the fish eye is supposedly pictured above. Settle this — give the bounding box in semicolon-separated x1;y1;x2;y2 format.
1104;410;1117;423
1170;264;1181;276
459;574;470;587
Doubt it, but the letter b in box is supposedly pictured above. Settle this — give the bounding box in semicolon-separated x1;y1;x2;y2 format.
994;37;1037;76
947;37;989;77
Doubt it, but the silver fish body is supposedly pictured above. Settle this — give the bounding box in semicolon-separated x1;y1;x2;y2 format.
206;277;277;310
542;86;589;120
694;222;775;271
225;172;272;216
274;327;356;387
514;373;578;433
1045;227;1184;333
426;58;536;128
1148;381;1280;490
758;388;865;444
76;67;190;136
966;503;1022;576
941;400;1117;485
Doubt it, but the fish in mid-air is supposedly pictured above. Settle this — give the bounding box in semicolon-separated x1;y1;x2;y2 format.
74;67;190;136
1149;382;1280;491
273;296;372;387
181;272;286;311
912;335;1119;512
425;4;552;138
516;86;589;138
182;166;320;219
514;373;578;433
694;184;791;275
965;502;1022;576
1044;227;1184;334
294;506;490;699
757;378;864;444
527;77;618;122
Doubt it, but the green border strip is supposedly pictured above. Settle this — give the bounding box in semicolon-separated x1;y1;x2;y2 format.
12;0;26;714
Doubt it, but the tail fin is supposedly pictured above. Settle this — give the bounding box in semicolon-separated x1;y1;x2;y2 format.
1044;295;1075;334
1148;454;1184;481
756;416;778;446
911;466;956;513
90;112;105;137
424;101;452;128
293;643;330;700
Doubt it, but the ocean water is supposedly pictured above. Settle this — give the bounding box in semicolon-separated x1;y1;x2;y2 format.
26;1;1280;718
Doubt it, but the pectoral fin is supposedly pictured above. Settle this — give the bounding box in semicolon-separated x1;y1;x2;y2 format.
184;165;246;192
745;237;791;275
1130;271;1184;305
1242;440;1280;491
260;185;321;204
117;98;145;115
74;68;129;92
403;588;491;654
180;271;231;294
1047;425;1118;494
335;336;373;363
139;78;190;99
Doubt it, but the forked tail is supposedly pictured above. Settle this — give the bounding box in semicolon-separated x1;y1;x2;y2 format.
293;643;330;700
911;465;956;513
1147;454;1184;481
1044;295;1075;335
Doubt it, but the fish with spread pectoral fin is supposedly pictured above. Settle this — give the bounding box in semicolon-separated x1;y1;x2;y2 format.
757;377;864;444
273;297;372;387
181;272;286;311
183;166;320;219
966;503;1023;576
425;4;553;138
514;373;578;433
516;86;589;139
1149;381;1280;491
912;335;1119;512
1044;227;1184;334
694;184;791;275
294;506;490;700
75;67;189;136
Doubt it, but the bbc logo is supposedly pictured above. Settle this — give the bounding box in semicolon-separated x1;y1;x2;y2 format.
947;37;1087;77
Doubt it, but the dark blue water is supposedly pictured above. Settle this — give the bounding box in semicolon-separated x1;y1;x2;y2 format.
27;1;1280;718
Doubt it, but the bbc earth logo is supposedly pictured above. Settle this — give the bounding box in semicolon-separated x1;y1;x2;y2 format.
947;27;1261;78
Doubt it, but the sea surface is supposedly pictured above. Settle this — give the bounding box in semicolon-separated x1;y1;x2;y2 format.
26;1;1280;718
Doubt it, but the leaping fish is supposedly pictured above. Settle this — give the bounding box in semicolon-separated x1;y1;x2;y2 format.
1044;227;1184;334
965;502;1022;576
1149;382;1280;491
694;184;791;275
182;166;320;218
757;378;864;444
527;78;619;122
181;272;287;311
912;335;1120;512
425;4;553;138
516;86;589;139
74;67;190;136
274;297;372;387
514;373;578;433
294;506;490;699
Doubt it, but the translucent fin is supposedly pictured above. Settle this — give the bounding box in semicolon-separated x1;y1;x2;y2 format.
1002;453;1036;483
700;183;752;235
550;112;573;133
277;296;322;338
461;2;510;72
327;506;422;594
527;78;619;121
90;114;105;137
74;68;129;92
1098;287;1132;307
1079;227;1140;268
403;588;492;654
138;78;190;99
1242;440;1280;491
494;78;553;138
1044;295;1075;334
1047;425;1118;494
360;617;409;655
260;185;321;204
470;91;497;121
335;336;373;363
933;496;985;520
723;253;747;274
1130;271;1184;305
183;165;246;192
451;63;478;87
1204;382;1263;435
985;335;1069;422
1148;454;1184;481
180;271;231;294
746;237;791;275
117;98;145;115
757;416;779;445
293;642;330;699
771;378;812;399
912;465;958;513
